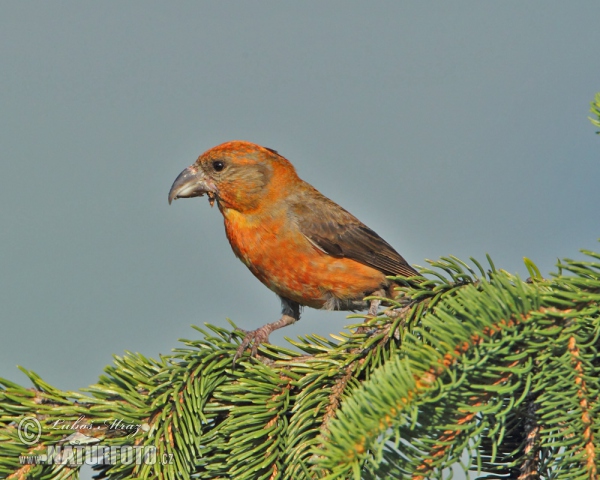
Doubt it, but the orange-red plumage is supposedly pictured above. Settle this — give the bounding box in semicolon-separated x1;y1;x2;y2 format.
169;141;418;358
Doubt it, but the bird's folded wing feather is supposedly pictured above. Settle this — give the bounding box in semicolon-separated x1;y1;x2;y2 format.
291;188;418;278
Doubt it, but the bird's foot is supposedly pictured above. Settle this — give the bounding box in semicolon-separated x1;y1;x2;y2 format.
232;314;297;366
233;325;272;363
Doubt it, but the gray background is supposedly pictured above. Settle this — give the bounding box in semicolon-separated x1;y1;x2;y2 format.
1;0;598;446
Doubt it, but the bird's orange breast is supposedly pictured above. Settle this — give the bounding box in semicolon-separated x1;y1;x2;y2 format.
221;206;388;309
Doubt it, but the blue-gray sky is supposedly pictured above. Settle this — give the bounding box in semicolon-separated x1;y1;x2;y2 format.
1;2;599;398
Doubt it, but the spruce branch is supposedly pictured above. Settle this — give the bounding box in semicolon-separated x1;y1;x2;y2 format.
1;248;599;479
518;396;540;480
590;92;600;133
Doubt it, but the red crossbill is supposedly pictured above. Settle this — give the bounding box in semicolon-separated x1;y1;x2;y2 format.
169;141;418;359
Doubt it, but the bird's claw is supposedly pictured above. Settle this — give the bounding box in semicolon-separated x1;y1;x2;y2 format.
232;326;271;366
228;327;248;343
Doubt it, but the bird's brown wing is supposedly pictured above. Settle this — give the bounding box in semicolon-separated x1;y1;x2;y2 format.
291;187;418;278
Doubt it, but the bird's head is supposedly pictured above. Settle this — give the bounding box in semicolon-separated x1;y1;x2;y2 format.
168;141;299;213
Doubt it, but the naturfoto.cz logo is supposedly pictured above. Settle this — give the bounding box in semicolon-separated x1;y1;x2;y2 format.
19;444;169;467
16;416;174;467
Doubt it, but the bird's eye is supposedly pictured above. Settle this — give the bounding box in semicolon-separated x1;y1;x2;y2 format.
212;160;225;172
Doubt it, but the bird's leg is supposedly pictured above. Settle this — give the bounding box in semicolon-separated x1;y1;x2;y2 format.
368;288;386;316
233;314;297;362
233;297;300;364
355;289;386;335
